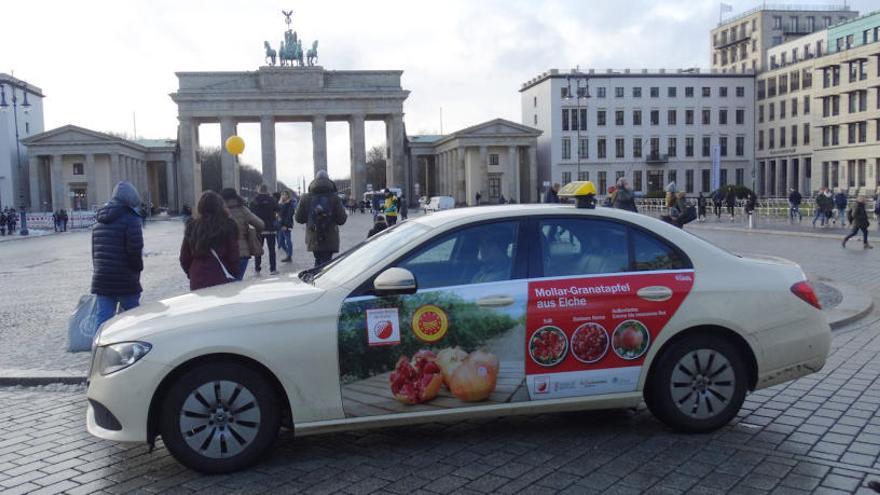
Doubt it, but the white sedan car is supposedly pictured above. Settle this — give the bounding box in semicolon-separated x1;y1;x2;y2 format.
87;204;830;473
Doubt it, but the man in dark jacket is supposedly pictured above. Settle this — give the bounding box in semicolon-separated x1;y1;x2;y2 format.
249;184;280;275
295;170;348;267
788;188;802;221
833;188;848;227
278;190;295;263
843;196;872;249
92;181;144;330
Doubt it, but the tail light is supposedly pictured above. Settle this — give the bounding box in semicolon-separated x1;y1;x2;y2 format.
791;281;821;309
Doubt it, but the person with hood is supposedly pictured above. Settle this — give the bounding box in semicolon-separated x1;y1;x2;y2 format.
295;170;348;267
843;196;872;249
789;188;803;222
277;190;295;263
368;214;388;238
249;184;280;275
833;188;848;227
91;181;144;329
221;188;264;280
612;178;638;212
179;191;240;290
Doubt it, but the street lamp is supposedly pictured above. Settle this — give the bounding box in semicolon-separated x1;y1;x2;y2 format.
0;78;33;235
564;75;590;180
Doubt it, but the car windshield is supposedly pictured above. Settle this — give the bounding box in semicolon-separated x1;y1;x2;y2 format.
304;220;431;287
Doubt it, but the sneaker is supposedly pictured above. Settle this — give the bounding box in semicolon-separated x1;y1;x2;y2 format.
281;257;292;263
270;270;279;275
865;243;874;249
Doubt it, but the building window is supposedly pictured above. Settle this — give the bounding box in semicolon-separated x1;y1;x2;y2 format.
533;96;537;107
633;170;643;191
597;87;606;98
804;95;811;114
719;109;728;125
780;127;786;147
598;138;607;159
633;137;642;158
736;168;744;186
650;110;659;126
858;121;867;143
685;137;694;157
702;109;710;125
804;123;810;145
720;87;728;97
685;169;694;193
702;169;711;192
561;87;569;98
488;175;501;198
633;110;642;126
633;87;642;98
668;170;677;187
571;109;579;130
667;109;676;125
650;87;659;98
597;110;606;126
615;87;624;98
701;87;711;97
73;163;84;175
758;130;764;150
791;97;798;116
791;125;797;146
489;153;499;166
769;128;775;148
736;86;744;97
650;137;660;156
720;136;728;156
25;122;30;134
580;108;587;130
769;102;775;121
685;109;694;125
735;108;744;125
615;138;625;158
736;136;744;156
702;136;711;157
578;171;589;181
780;100;786;119
562;172;572;185
773;15;782;29
598;171;607;193
668;87;677;98
562;138;571;159
685;86;694;98
615;110;624;126
720;169;728;187
668;137;677;157
758;104;764;123
562;109;570;131
578;138;588;159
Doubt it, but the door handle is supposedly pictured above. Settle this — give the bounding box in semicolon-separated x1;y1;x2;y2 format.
476;295;515;308
637;286;673;302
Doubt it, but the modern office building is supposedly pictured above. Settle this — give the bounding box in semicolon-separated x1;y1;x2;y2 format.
520;69;754;196
711;5;857;74
0;74;45;209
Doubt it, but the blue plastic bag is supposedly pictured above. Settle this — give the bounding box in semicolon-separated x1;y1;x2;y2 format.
68;294;99;352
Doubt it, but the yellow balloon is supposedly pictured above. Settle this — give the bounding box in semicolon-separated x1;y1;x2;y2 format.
225;135;245;155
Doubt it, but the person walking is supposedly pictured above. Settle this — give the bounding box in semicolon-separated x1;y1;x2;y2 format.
368;214;388;238
250;184;280;275
833;188;848;227
697;192;707;222
52;210;60;232
91;181;144;329
724;186;736;222
295;170;348;267
812;187;828;227
544;183;560;203
179;191;240;290
712;188;724;219
611;178;638;212
788;188;803;222
383;190;399;226
222;188;264;280
842;196;872;249
278;190;295;263
399;194;408;220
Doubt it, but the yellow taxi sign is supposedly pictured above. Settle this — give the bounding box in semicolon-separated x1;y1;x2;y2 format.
557;181;597;198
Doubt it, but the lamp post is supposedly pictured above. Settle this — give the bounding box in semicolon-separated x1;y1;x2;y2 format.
0;78;33;235
564;75;590;181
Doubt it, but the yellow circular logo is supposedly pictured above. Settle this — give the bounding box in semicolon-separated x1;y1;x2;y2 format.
412;305;449;343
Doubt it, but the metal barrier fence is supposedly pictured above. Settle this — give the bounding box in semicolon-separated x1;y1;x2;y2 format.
635;197;878;220
26;211;97;230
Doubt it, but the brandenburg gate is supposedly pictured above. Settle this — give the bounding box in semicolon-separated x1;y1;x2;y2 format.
170;66;409;208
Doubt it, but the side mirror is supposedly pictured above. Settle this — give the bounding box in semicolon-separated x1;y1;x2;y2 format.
373;267;417;295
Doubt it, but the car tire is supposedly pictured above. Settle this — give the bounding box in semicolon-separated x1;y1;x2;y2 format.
645;334;747;433
159;362;280;473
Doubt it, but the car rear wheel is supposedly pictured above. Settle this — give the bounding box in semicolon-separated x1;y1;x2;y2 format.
645;335;747;432
159;362;280;473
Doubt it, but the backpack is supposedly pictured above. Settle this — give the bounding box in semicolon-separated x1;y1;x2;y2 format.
308;194;333;242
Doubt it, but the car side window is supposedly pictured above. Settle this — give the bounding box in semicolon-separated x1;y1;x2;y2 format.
631;228;689;271
539;218;628;277
397;221;519;289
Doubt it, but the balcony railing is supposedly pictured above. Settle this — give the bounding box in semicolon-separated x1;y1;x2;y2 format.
714;33;751;49
646;153;669;164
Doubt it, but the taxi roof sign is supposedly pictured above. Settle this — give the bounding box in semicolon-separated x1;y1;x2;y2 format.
557;181;597;198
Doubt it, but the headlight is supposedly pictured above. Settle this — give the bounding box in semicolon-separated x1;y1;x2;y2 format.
99;342;152;375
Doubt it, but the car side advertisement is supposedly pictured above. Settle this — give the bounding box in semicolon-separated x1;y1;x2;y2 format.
337;271;693;418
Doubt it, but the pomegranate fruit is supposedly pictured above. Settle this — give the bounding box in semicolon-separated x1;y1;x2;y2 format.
467;348;500;374
389;350;443;404
448;351;499;402
436;347;467;386
621;327;644;349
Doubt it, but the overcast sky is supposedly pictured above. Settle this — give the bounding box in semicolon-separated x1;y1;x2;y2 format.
3;0;874;189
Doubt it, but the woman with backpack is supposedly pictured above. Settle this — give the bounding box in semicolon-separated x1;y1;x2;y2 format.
221;188;264;280
179;191;241;291
842;196;873;249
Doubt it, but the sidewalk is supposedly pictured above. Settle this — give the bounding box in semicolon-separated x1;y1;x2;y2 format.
683;213;877;241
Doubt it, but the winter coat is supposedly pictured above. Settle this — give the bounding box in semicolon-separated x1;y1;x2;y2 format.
833;193;848;209
816;193;833;212
179;219;240;291
279;199;295;228
544;188;559;204
724;191;736;207
91;182;144;296
249;193;279;233
227;201;264;258
849;202;870;229
612;188;638;212
789;191;802;205
295;175;348;253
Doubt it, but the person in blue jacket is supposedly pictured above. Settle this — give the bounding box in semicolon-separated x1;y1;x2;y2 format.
91;181;144;329
833;188;848;227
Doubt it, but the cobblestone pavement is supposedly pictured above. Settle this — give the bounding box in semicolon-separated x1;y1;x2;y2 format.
1;211;880;494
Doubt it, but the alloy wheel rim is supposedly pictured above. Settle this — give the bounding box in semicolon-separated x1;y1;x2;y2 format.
669;349;735;419
179;380;261;459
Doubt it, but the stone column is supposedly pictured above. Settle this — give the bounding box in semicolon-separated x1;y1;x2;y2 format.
141;160;150;205
85;153;97;209
109;154;120;188
456;148;466;204
165;160;178;212
50;154;65;211
506;145;518;202
387;113;405;189
764;162;772;197
478;146;488;203
776;160;785;196
220;117;239;190
788;159;797;193
441;152;449;194
260;116;277;191
349;114;366;201
528;146;538;203
312;115;328;175
178;118;201;210
29;156;41;210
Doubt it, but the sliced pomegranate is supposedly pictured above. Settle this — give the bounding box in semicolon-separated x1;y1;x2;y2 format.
389;351;443;404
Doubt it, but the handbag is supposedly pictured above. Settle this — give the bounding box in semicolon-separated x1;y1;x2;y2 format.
211;249;237;281
247;226;264;257
67;294;100;352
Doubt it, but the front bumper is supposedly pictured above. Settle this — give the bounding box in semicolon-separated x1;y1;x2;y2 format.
753;308;831;389
86;358;170;443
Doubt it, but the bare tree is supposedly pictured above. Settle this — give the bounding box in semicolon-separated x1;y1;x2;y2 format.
366;145;387;191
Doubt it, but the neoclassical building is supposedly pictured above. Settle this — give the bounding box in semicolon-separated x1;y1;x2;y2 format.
22;125;177;212
408;119;541;205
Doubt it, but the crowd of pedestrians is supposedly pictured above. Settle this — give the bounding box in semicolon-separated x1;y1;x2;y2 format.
0;208;18;235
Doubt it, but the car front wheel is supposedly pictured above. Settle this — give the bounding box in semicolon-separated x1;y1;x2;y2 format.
645;335;748;432
159;362;280;473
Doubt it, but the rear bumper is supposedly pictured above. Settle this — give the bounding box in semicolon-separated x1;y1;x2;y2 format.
752;309;831;390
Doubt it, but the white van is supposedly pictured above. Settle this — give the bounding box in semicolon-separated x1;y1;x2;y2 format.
424;196;455;212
